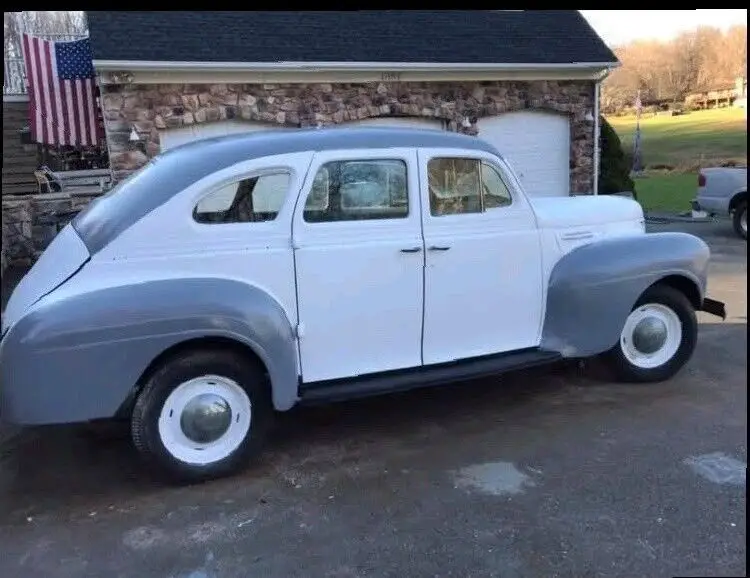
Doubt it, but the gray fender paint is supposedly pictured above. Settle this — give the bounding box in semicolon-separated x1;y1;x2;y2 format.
540;232;710;358
0;278;298;425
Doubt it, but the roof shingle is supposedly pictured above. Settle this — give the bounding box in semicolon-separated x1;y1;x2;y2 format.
86;11;617;66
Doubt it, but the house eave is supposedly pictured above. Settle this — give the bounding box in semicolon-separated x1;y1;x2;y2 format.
93;60;620;72
94;60;620;85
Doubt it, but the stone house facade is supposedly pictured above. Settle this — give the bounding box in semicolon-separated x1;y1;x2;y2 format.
101;79;596;194
88;10;618;199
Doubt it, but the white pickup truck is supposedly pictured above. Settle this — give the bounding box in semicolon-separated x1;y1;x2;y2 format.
0;127;727;483
695;167;747;239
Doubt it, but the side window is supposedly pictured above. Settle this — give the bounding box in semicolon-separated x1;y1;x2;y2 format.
193;173;291;224
428;158;513;216
481;163;513;209
303;159;408;222
428;158;482;216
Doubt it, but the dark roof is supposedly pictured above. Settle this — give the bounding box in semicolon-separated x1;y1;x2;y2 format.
73;126;500;254
86;11;617;66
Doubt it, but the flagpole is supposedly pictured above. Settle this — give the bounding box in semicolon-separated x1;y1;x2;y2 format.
632;89;643;176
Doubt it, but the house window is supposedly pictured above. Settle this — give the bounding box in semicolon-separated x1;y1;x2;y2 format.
303;159;408;222
428;158;513;216
193;173;291;224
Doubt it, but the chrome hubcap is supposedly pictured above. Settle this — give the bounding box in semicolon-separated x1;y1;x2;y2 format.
620;303;682;370
179;393;232;444
631;316;668;354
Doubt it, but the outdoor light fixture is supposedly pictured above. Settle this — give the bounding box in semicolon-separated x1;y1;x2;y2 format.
129;126;140;142
584;111;595;122
461;117;471;128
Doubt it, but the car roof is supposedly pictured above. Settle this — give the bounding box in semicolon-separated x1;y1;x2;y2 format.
161;125;501;160
73;127;502;255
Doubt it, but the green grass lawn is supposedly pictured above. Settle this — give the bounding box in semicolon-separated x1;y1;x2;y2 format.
632;173;698;213
607;108;747;170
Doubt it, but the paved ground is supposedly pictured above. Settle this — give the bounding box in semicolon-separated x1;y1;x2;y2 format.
0;219;746;578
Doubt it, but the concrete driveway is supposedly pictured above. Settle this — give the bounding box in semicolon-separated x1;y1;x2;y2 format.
0;220;746;578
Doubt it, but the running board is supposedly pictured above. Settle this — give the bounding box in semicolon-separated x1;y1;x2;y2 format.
298;348;562;405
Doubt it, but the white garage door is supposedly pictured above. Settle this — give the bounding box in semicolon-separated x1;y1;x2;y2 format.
345;117;445;130
159;120;289;152
477;111;570;197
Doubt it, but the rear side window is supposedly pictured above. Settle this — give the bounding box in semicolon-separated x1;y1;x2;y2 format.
193;173;291;224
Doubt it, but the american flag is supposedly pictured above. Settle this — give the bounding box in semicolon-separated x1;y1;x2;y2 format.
22;34;101;147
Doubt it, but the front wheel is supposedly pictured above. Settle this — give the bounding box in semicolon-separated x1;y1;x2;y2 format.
732;200;747;240
605;284;697;383
131;348;273;483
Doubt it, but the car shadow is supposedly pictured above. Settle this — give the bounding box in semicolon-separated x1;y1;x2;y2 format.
0;361;579;521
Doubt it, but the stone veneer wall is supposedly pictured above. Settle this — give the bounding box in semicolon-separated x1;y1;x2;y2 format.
101;80;595;192
2;192;103;267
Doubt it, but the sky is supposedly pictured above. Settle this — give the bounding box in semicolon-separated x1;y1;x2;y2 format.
580;10;747;47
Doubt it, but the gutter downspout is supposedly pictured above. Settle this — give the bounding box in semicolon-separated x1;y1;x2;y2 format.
593;68;612;196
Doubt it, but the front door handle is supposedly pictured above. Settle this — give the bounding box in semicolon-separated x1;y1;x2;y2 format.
400;247;422;253
428;245;451;251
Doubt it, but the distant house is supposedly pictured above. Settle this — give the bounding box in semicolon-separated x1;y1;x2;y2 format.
685;76;747;110
86;10;618;197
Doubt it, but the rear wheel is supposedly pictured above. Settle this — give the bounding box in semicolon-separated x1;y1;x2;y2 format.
131;348;272;483
605;284;697;383
732;200;747;240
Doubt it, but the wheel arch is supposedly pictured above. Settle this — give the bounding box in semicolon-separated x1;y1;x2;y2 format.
651;274;702;309
116;335;271;419
729;190;747;213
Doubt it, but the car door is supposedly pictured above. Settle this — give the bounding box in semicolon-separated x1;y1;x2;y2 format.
418;147;544;366
292;148;425;383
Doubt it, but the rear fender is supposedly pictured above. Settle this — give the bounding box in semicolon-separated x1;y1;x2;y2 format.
0;277;299;425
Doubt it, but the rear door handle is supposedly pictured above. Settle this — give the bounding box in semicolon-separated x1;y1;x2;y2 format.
428;245;451;251
400;247;422;253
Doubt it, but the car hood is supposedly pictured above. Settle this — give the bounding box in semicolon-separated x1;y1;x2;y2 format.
529;194;644;229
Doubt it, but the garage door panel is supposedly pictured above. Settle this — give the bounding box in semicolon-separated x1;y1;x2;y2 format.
345;117;444;131
477;111;570;197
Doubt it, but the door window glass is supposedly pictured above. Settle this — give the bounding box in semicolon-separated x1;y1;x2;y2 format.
428;158;513;216
303;159;408;222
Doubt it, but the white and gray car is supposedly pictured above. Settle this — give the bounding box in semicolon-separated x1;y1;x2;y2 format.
0;128;727;483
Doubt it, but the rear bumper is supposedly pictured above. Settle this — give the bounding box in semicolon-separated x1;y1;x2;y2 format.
693;193;729;215
700;297;727;320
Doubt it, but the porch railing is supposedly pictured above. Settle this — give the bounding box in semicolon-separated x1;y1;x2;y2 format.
3;33;87;96
4;58;26;95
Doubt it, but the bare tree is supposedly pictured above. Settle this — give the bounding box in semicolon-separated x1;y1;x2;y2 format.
4;11;87;58
603;24;747;112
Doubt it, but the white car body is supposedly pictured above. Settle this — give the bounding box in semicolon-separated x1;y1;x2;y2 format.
0;127;726;482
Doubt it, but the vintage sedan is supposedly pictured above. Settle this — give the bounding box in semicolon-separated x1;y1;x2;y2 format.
0;127;726;482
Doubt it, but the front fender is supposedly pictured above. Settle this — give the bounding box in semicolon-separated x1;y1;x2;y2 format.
540;232;710;358
0;277;299;425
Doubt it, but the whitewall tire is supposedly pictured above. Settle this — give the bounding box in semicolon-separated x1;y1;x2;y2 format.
606;284;698;383
132;348;272;483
